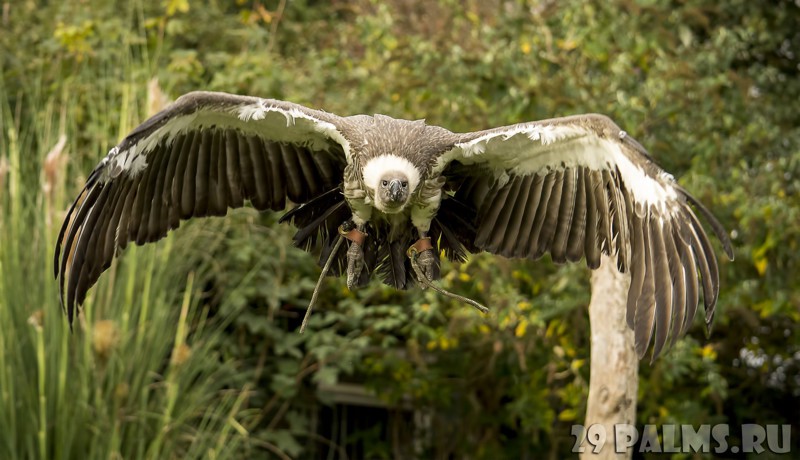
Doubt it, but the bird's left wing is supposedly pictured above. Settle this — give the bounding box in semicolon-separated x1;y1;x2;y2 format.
433;114;734;359
55;91;352;324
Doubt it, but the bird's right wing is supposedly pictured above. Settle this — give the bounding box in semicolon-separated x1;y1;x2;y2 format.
55;91;351;324
433;114;733;359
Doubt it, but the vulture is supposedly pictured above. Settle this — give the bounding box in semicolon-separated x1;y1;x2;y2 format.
55;91;734;359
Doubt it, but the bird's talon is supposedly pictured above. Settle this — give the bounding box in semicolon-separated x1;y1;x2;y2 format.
408;238;437;286
414;248;437;285
346;241;364;290
340;223;368;290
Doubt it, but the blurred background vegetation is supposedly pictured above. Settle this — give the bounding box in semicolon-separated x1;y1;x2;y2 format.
0;0;798;458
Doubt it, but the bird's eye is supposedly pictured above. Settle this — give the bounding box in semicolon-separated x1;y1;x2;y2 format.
401;181;408;188
381;180;388;186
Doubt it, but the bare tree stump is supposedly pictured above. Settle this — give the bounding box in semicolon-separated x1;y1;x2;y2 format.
580;256;638;459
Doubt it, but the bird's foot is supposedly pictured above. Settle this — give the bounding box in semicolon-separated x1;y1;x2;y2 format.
346;242;364;290
340;224;367;290
407;237;436;287
407;237;489;314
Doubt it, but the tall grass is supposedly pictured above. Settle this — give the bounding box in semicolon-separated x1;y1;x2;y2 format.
0;9;251;459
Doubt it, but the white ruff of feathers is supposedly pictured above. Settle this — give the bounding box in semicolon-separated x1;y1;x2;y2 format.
362;154;421;195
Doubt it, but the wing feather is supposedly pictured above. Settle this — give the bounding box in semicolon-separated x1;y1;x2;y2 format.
536;170;564;258
130;167;153;243
526;172;557;257
162;133;185;221
224;130;244;208
683;209;718;325
439;113;732;357
487;177;523;253
312;150;340;187
209;128;228;215
679;228;700;335
237;133;257;200
169;133;190;225
280;142;305;202
296;146;323;198
512;174;545;258
603;170;621;255
194;129;212;216
615;179;633;273
102;178;132;262
590;170;612;259
87;181;122;277
663;219;685;349
634;213;657;358
626;212;646;330
180;132;200;218
267;141;287;208
650;215;673;360
248;135;271;209
67;184;112;312
565;168;587;263
583;172;602;269
499;175;533;257
55;92;349;324
456;176;485;211
551;168;578;263
475;181;512;249
146;147;170;241
116;174;141;251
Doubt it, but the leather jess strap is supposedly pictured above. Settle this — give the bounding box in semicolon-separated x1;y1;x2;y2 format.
338;225;367;246
406;237;433;257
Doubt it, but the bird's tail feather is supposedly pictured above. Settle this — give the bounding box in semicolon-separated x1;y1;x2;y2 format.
376;238;410;289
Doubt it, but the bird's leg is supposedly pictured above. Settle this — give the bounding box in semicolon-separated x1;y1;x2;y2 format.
408;176;446;284
339;221;367;290
407;231;437;285
407;231;489;314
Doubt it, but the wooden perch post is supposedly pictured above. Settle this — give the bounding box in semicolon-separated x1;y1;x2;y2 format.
581;256;638;459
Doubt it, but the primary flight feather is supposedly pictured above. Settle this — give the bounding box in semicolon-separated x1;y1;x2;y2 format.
55;91;734;359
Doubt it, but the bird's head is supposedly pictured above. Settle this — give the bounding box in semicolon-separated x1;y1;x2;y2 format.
377;171;411;210
362;154;420;213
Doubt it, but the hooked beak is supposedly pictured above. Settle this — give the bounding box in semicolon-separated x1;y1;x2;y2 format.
389;179;404;202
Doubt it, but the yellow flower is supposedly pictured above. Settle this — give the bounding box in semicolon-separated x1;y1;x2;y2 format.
515;319;528;338
700;344;717;361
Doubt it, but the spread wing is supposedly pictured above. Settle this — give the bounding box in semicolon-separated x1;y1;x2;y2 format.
435;114;734;359
55;91;351;324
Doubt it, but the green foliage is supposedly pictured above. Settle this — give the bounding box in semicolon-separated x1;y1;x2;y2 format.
0;101;251;459
1;0;798;458
0;4;250;458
